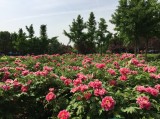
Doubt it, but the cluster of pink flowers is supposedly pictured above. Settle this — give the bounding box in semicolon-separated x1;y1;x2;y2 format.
150;73;160;79
60;76;72;86
1;79;30;93
95;63;106;69
136;96;151;110
45;88;56;102
143;66;157;73
88;79;102;89
120;53;134;60
101;96;115;111
131;58;139;65
119;68;131;81
155;84;160;91
43;66;53;72
22;70;29;76
82;57;93;65
34;62;41;69
94;88;107;96
70;84;88;93
88;79;107;97
113;61;120;69
136;85;159;97
119;68;130;75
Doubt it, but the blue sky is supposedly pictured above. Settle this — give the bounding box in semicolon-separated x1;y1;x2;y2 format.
0;0;118;45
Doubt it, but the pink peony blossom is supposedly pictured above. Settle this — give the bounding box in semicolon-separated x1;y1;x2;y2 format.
145;87;159;97
119;68;130;75
73;78;82;86
101;96;115;111
94;88;107;96
109;80;117;86
107;69;116;76
58;110;70;119
155;84;160;91
21;85;28;92
136;86;146;93
119;75;127;81
88;79;102;89
45;92;56;102
95;63;106;69
131;58;139;65
84;92;92;100
136;96;151;110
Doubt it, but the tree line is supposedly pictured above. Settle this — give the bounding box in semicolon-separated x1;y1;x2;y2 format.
0;0;160;56
0;25;71;55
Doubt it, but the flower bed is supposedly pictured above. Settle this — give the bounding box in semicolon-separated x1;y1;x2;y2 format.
0;53;160;119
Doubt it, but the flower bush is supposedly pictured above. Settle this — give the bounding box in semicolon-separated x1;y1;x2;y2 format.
0;53;160;119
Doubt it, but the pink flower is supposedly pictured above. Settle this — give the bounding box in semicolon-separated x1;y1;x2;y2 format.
119;68;130;75
113;62;120;69
155;84;160;91
1;85;10;91
21;85;28;92
84;92;92;100
136;96;151;110
45;92;56;102
79;84;88;92
109;80;117;86
130;71;138;75
88;79;102;89
131;58;139;65
119;75;127;81
58;110;70;119
150;73;158;79
95;63;105;69
101;96;115;111
94;88;107;96
13;80;21;88
107;69;116;76
49;88;55;92
145;87;159;97
64;79;72;86
143;66;157;73
148;66;157;73
22;70;29;76
77;73;87;80
43;66;53;72
73;78;82;86
60;76;67;81
70;86;79;93
5;79;13;84
136;86;146;93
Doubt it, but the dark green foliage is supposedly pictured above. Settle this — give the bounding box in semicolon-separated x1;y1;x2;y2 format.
64;12;112;54
110;0;160;55
96;18;112;54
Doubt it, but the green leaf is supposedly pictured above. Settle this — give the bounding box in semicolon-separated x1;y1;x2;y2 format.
121;106;139;114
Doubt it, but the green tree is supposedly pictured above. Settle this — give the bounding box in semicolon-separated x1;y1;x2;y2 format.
48;37;62;54
86;12;97;53
64;15;87;54
0;31;12;54
12;29;27;55
26;24;35;39
96;18;112;55
40;25;48;54
110;0;160;56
